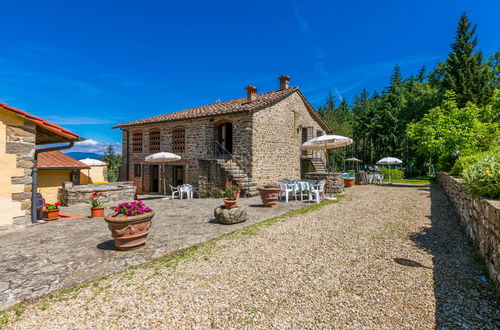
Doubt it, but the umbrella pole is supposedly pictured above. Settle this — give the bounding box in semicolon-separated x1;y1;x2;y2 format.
163;164;167;197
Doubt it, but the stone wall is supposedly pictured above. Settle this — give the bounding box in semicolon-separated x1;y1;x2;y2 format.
437;172;500;292
1;111;36;225
251;92;326;186
304;172;344;194
61;182;136;206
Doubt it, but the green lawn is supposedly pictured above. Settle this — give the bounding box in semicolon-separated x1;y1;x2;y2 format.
385;176;434;184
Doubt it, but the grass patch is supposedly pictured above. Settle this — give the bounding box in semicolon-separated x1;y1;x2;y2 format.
389;176;434;184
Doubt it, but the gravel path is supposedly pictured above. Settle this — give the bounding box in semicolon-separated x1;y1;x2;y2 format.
3;184;499;328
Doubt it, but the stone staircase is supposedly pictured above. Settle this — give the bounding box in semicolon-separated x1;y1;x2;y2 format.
215;159;259;197
311;158;327;172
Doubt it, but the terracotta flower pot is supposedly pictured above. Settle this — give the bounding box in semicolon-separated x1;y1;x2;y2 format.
91;207;105;218
257;187;281;208
343;177;355;188
104;211;154;250
44;209;60;220
223;198;238;209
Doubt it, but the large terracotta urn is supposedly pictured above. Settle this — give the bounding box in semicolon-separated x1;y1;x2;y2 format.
257;187;281;207
104;211;154;250
343;177;355;188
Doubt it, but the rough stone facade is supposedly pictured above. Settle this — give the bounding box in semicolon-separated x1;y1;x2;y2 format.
118;87;329;196
437;172;500;292
2;114;36;224
251;92;324;185
61;182;136;206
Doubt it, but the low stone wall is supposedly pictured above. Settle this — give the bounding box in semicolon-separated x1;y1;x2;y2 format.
304;172;344;193
61;182;136;206
437;172;500;292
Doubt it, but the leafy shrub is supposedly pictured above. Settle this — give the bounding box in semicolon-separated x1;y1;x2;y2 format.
461;154;500;199
380;168;404;180
450;146;500;176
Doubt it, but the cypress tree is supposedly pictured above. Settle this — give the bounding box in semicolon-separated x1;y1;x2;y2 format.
442;13;493;107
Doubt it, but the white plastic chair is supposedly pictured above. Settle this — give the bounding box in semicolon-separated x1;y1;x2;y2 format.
295;181;309;201
179;185;191;199
279;182;295;202
170;185;180;199
309;180;326;204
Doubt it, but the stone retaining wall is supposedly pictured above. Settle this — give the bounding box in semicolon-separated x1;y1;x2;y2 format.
61;182;136;206
304;172;344;193
437;172;500;292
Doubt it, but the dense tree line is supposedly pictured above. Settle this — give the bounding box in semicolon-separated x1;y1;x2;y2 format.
317;13;499;174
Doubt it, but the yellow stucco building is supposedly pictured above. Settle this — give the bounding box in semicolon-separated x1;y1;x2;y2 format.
0;102;82;226
37;151;90;204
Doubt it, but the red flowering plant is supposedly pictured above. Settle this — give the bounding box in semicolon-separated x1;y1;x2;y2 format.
110;201;152;218
45;202;61;211
89;192;106;208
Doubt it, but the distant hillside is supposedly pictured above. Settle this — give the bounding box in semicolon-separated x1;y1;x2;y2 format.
65;152;104;160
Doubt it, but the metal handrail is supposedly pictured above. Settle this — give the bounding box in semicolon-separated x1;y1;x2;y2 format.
213;141;251;177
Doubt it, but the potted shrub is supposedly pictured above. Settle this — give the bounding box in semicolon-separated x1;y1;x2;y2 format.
104;201;154;250
220;180;242;209
44;202;61;220
257;184;281;207
89;192;106;218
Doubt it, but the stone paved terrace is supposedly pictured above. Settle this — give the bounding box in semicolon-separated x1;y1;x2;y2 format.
0;196;310;310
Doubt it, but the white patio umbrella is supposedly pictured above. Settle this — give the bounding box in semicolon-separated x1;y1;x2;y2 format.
376;157;403;183
345;157;362;171
301;135;353;172
145;152;181;196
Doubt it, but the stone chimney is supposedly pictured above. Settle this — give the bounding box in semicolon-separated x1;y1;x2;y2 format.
278;75;290;90
245;85;257;103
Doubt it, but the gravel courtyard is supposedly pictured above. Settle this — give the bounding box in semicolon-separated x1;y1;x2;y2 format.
3;184;499;328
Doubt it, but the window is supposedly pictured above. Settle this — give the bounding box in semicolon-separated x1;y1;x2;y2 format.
149;129;161;153
172;126;186;153
132;132;143;153
134;164;141;177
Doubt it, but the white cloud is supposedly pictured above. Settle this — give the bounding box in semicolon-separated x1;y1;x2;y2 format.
293;2;309;32
71;139;121;155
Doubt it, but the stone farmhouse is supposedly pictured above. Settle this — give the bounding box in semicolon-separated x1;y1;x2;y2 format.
114;76;332;196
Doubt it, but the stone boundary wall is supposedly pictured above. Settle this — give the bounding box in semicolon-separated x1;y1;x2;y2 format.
437;172;500;292
61;182;136;206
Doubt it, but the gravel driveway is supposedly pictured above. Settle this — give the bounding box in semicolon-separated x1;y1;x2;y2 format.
3;184;499;328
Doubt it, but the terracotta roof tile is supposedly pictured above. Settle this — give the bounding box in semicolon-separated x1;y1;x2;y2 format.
37;151;90;169
114;87;300;128
0;103;82;143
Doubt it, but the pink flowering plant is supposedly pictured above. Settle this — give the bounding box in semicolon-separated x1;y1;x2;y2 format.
110;201;153;217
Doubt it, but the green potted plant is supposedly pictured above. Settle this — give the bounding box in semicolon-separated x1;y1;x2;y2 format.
89;192;106;218
257;184;281;207
104;201;154;250
44;202;61;220
220;179;242;209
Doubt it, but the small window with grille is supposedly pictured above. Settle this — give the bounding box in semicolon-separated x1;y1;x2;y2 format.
149;129;161;153
132;132;143;153
172;126;185;153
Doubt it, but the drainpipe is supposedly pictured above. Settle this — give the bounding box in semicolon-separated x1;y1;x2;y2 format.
31;142;75;223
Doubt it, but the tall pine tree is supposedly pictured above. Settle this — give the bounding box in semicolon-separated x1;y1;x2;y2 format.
442;13;493;107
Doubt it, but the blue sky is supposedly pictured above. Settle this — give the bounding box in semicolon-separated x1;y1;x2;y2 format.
1;0;499;154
